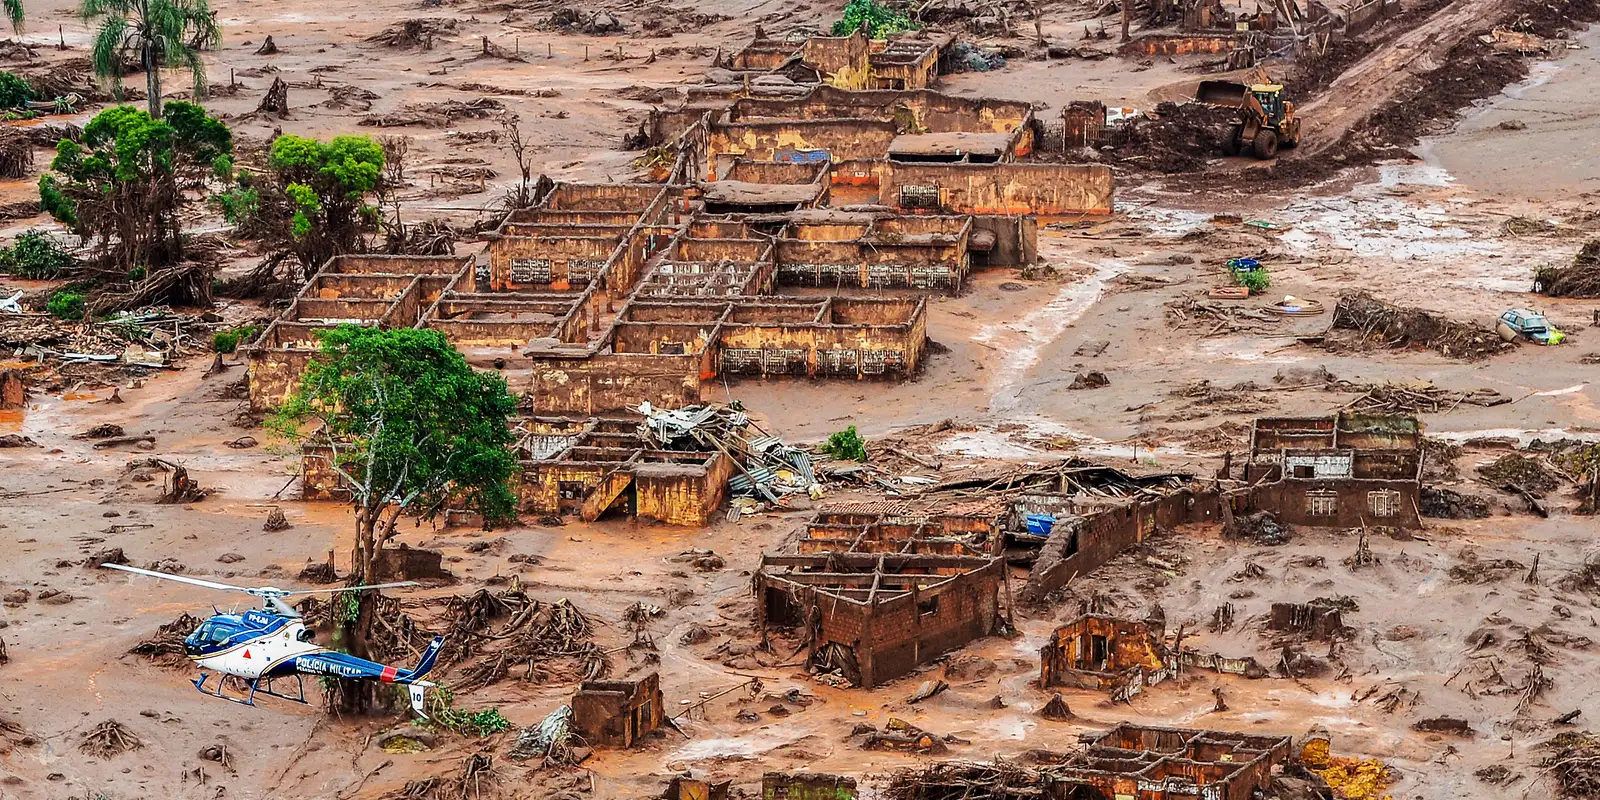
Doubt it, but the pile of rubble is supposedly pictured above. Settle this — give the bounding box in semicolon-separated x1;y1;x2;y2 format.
0;307;222;384
1332;291;1511;360
637;403;818;505
1534;240;1600;298
1329;380;1510;413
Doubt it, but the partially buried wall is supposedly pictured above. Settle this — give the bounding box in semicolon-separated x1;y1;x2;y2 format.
883;162;1114;216
1021;488;1221;604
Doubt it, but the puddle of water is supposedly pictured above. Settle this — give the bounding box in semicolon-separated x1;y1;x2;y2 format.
671;732;790;761
1430;427;1600;446
1375;161;1455;188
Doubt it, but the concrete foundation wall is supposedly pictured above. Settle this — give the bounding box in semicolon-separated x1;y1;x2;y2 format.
1022;489;1219;603
525;354;700;414
884;162;1114;215
706;120;899;179
1119;34;1244;55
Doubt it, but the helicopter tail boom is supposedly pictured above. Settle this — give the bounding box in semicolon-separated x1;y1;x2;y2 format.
398;636;445;684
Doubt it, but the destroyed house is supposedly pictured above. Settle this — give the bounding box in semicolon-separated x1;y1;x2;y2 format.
1040;613;1268;698
920;463;1224;603
723;30;947;91
571;672;665;748
244;254;470;411
669;85;1115;217
488;183;940;414
754;553;1004;688
513;417;735;527
1039;614;1166;690
1052;724;1292;800
692;87;1037;175
1244;413;1423;529
797;501;1004;556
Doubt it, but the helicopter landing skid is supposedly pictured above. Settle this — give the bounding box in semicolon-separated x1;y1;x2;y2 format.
194;672;309;708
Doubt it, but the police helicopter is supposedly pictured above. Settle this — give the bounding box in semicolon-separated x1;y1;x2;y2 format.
102;563;445;717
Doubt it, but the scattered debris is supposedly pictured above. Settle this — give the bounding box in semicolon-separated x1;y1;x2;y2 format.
906;679;948;704
1067;370;1109;390
79;720;142;758
365;18;458;49
1476;453;1561;495
1413;717;1474;737
256;77;288;118
128;613;201;669
1420;486;1491;519
1332;291;1510;360
1534;240;1600;298
1332;380;1508;413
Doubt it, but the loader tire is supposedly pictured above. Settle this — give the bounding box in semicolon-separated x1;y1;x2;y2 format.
1252;129;1280;159
1224;125;1244;156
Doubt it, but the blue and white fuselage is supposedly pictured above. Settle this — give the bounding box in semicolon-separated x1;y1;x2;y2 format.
184;609;441;716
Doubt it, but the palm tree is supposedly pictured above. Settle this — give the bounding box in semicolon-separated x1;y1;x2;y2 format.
4;0;23;34
82;0;220;117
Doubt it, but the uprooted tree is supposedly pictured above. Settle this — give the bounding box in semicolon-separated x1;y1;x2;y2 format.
271;326;518;714
39;101;232;313
220;133;385;285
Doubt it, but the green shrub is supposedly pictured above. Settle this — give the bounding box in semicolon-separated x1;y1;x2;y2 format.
1235;267;1271;294
47;291;85;320
423;687;513;737
215;184;260;227
0;230;77;278
0;72;33;109
824;425;868;461
213;325;260;354
831;0;917;37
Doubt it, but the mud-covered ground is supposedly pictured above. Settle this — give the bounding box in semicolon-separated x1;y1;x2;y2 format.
1;0;1599;796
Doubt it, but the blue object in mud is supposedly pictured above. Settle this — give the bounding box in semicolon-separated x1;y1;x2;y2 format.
1226;257;1262;273
1025;514;1057;537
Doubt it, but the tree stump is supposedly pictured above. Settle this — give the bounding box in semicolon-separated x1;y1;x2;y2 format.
257;77;289;118
0;368;23;409
263;507;291;532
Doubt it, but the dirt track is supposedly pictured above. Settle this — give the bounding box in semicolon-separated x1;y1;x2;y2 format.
1297;0;1512;150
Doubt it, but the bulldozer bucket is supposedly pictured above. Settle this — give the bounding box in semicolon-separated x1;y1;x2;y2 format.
1197;80;1248;107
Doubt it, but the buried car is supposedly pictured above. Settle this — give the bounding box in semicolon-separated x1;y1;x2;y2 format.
1496;308;1565;345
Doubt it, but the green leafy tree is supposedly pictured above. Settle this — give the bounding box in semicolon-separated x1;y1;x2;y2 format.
831;0;916;38
40;102;231;278
271;326;518;714
0;229;77;278
249;134;384;275
0;72;33;108
83;0;221;117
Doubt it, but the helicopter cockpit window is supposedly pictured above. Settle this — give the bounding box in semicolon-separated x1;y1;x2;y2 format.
186;622;234;652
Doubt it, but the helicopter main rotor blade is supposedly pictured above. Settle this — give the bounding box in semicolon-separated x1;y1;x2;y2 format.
99;563;257;594
277;581;421;596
